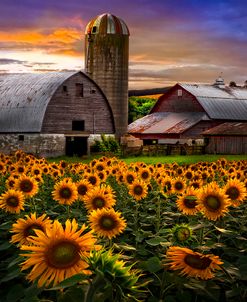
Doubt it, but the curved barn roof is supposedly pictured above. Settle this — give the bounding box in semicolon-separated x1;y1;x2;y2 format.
85;13;130;36
0;72;79;132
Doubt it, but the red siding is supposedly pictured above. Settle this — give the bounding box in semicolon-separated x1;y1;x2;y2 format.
205;136;247;154
151;85;204;113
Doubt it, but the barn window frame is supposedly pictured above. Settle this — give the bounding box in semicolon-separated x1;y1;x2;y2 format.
72;120;85;131
75;83;84;97
63;85;68;93
177;89;183;97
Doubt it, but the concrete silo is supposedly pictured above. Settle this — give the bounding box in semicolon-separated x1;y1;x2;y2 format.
85;13;129;137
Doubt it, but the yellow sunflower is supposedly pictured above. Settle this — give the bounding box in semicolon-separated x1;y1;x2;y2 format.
89;208;127;239
223;179;247;207
139;168;152;182
76;179;93;201
15;174;39;198
197;183;231;221
5;176;18;189
20;219;100;287
10;213;52;245
83;185;116;211
52;179;78;205
165;246;223;279
172;178;186;194
128;179;148;201
0;189;25;214
123;170;137;185
176;188;199;215
84;173;101;186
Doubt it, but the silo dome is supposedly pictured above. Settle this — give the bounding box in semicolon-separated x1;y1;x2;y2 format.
84;13;129;138
85;13;130;36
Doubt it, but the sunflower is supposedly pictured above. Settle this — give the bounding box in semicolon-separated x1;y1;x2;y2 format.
184;169;194;180
52;179;78;205
139;168;151;182
172;178;186;194
20;219;100;287
172;224;193;243
5;176;18;189
123;171;137;185
0;189;25;213
223;178;247;207
85;173;101;186
197;183;231;221
76;179;93;201
128;179;148;201
160;176;173;194
15;175;39;198
89;208;127;239
83;185;116;211
11;213;52;245
165;246;223;279
176;188;199;215
31;166;42;177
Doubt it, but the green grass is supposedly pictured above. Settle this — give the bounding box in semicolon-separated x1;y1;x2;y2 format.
48;154;247;165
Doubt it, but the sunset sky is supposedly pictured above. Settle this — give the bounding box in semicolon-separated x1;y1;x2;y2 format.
0;0;247;89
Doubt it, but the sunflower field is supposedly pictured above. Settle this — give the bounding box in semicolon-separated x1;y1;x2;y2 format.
0;150;247;302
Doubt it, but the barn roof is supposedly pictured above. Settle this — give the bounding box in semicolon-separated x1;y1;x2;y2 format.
128;112;208;134
179;83;247;120
0;72;77;132
202;122;247;136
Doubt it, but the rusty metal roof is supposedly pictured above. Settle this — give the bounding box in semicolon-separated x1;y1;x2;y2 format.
179;83;247;120
0;72;76;132
85;13;129;35
128;112;208;134
203;122;247;136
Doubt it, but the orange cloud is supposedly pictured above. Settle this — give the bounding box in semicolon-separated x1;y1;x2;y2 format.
0;28;82;56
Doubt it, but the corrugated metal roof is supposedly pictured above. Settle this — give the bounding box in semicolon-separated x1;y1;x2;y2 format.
203;122;247;136
0;72;76;132
128;112;207;134
197;97;247;120
85;13;130;35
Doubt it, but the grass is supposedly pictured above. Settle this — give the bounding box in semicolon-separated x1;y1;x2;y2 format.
48;154;247;165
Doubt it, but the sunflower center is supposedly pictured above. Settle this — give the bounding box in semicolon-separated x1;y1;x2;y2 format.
184;197;197;208
204;195;221;211
133;185;143;196
24;224;44;237
78;185;87;196
59;187;72;199
99;216;116;230
184;254;212;270
126;175;134;184
6;196;19;207
141;172;149;179
175;227;191;241
20;180;33;192
88;176;97;185
47;241;80;268
174;182;183;190
226;187;240;200
92;197;105;209
185;172;193;179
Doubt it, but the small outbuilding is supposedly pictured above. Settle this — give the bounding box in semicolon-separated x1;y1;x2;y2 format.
203;122;247;154
0;71;115;157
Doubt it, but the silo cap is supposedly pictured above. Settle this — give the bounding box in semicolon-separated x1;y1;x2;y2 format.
85;13;130;35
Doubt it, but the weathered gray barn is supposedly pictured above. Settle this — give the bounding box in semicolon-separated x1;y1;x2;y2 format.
0;71;115;157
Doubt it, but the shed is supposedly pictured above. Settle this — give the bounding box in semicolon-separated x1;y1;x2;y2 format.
203;122;247;154
0;71;115;157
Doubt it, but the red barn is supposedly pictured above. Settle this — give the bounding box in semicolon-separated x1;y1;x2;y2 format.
128;78;247;154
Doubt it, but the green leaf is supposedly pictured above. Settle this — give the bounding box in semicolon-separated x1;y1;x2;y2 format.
48;274;87;290
145;237;164;246
57;286;85;302
7;284;24;302
0;241;12;251
0;267;21;282
145;257;162;273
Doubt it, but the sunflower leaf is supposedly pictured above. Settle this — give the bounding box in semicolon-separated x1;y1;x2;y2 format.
47;274;87;290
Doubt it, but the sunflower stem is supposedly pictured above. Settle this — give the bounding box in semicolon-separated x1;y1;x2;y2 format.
85;274;105;302
155;195;161;234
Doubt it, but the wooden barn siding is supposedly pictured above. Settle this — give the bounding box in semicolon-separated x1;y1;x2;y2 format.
42;73;114;134
154;87;204;113
181;121;223;138
205;136;247;154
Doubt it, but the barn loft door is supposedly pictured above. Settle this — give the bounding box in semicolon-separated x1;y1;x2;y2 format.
65;136;88;157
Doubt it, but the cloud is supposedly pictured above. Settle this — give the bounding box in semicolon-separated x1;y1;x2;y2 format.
0;58;27;65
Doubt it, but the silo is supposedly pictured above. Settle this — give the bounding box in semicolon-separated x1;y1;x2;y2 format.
85;13;129;137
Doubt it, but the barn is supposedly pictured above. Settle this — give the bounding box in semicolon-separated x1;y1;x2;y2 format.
128;78;247;154
203;122;247;154
0;71;115;157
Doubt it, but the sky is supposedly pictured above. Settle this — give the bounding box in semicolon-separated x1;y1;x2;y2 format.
0;0;247;89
